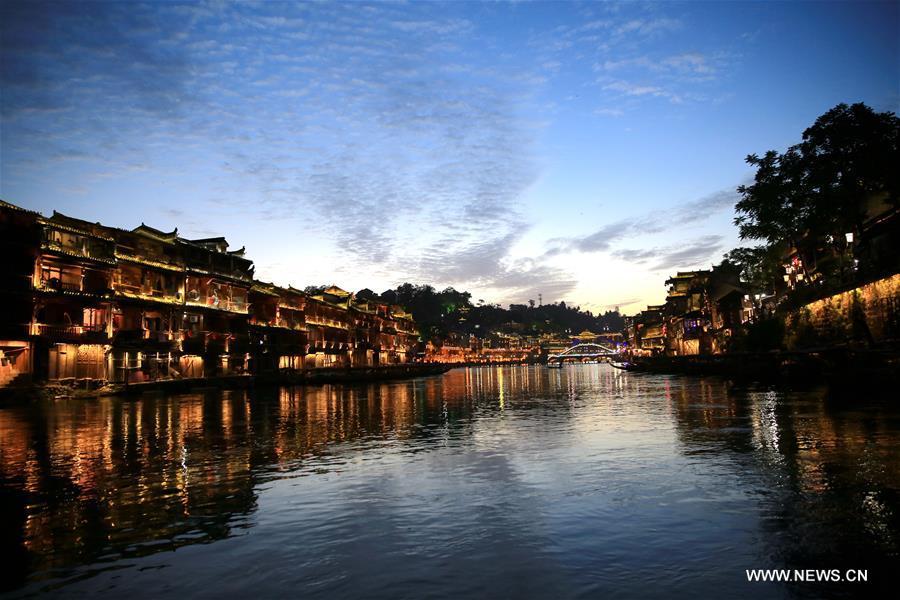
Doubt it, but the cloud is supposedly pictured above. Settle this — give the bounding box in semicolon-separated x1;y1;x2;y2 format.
595;52;717;77
603;80;682;103
0;0;741;308
586;298;643;312
661;52;714;75
545;186;738;257
410;229;577;303
1;1;195;119
608;247;659;263
651;235;724;271
671;188;739;223
615;18;682;36
611;234;724;272
546;216;666;256
0;0;551;299
533;7;729;114
389;18;473;36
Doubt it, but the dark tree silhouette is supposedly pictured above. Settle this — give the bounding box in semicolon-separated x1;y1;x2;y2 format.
731;102;899;293
735;103;899;245
376;283;624;341
722;246;782;294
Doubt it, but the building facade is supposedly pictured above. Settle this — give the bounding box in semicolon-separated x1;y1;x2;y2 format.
625;267;752;357
0;201;420;387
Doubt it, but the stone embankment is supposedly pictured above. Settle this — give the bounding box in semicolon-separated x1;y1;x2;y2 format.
0;363;454;401
628;349;900;390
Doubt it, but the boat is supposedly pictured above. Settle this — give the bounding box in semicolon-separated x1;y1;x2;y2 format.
547;361;563;369
610;357;645;371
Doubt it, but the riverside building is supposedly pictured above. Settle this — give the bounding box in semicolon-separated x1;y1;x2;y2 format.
0;200;420;387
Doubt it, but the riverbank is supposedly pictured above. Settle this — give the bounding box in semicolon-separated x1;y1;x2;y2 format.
424;359;542;368
0;363;454;402
626;348;900;389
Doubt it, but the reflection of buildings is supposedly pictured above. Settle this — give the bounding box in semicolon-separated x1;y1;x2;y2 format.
0;375;486;587
0;395;260;589
0;364;619;589
6;366;898;591
0;201;419;388
667;379;900;571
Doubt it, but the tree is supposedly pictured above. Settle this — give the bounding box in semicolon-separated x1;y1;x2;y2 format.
734;149;805;244
722;246;782;294
733;103;900;292
799;103;900;237
735;103;899;246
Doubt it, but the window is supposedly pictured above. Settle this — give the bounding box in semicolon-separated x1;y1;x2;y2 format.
41;264;62;287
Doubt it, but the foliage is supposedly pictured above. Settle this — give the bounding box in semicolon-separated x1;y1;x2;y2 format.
730;102;900;296
374;283;623;342
721;245;783;294
731;315;786;352
783;308;820;351
735;103;899;246
734;149;805;244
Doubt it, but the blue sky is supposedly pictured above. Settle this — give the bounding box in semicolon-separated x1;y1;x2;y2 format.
2;1;897;313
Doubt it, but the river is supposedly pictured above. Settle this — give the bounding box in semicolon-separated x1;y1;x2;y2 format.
1;364;898;598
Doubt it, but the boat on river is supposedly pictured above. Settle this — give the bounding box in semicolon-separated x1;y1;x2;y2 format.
610;358;643;371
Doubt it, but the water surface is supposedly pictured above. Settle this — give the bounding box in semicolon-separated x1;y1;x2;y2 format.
2;365;899;598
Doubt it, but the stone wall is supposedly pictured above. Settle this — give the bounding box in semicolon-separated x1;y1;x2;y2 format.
785;273;900;349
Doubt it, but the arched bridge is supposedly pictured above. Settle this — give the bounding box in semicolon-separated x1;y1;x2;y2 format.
548;343;618;363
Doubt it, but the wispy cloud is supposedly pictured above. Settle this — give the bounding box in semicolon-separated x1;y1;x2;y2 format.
0;0;756;308
603;80;682;103
545;217;665;256
545;187;739;258
612;234;725;271
615;18;682;37
0;0;559;297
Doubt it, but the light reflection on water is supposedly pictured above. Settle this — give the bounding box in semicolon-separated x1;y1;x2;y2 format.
1;364;899;598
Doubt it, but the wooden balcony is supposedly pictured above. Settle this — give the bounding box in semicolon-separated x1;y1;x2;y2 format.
115;283;183;305
112;329;181;350
41;239;115;264
36;279;105;294
34;323;109;343
53;280;82;292
185;296;248;313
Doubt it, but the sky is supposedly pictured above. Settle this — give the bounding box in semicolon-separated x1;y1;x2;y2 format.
1;1;897;314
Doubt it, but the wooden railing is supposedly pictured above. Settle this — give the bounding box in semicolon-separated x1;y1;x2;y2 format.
34;323;108;341
38;279;84;292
